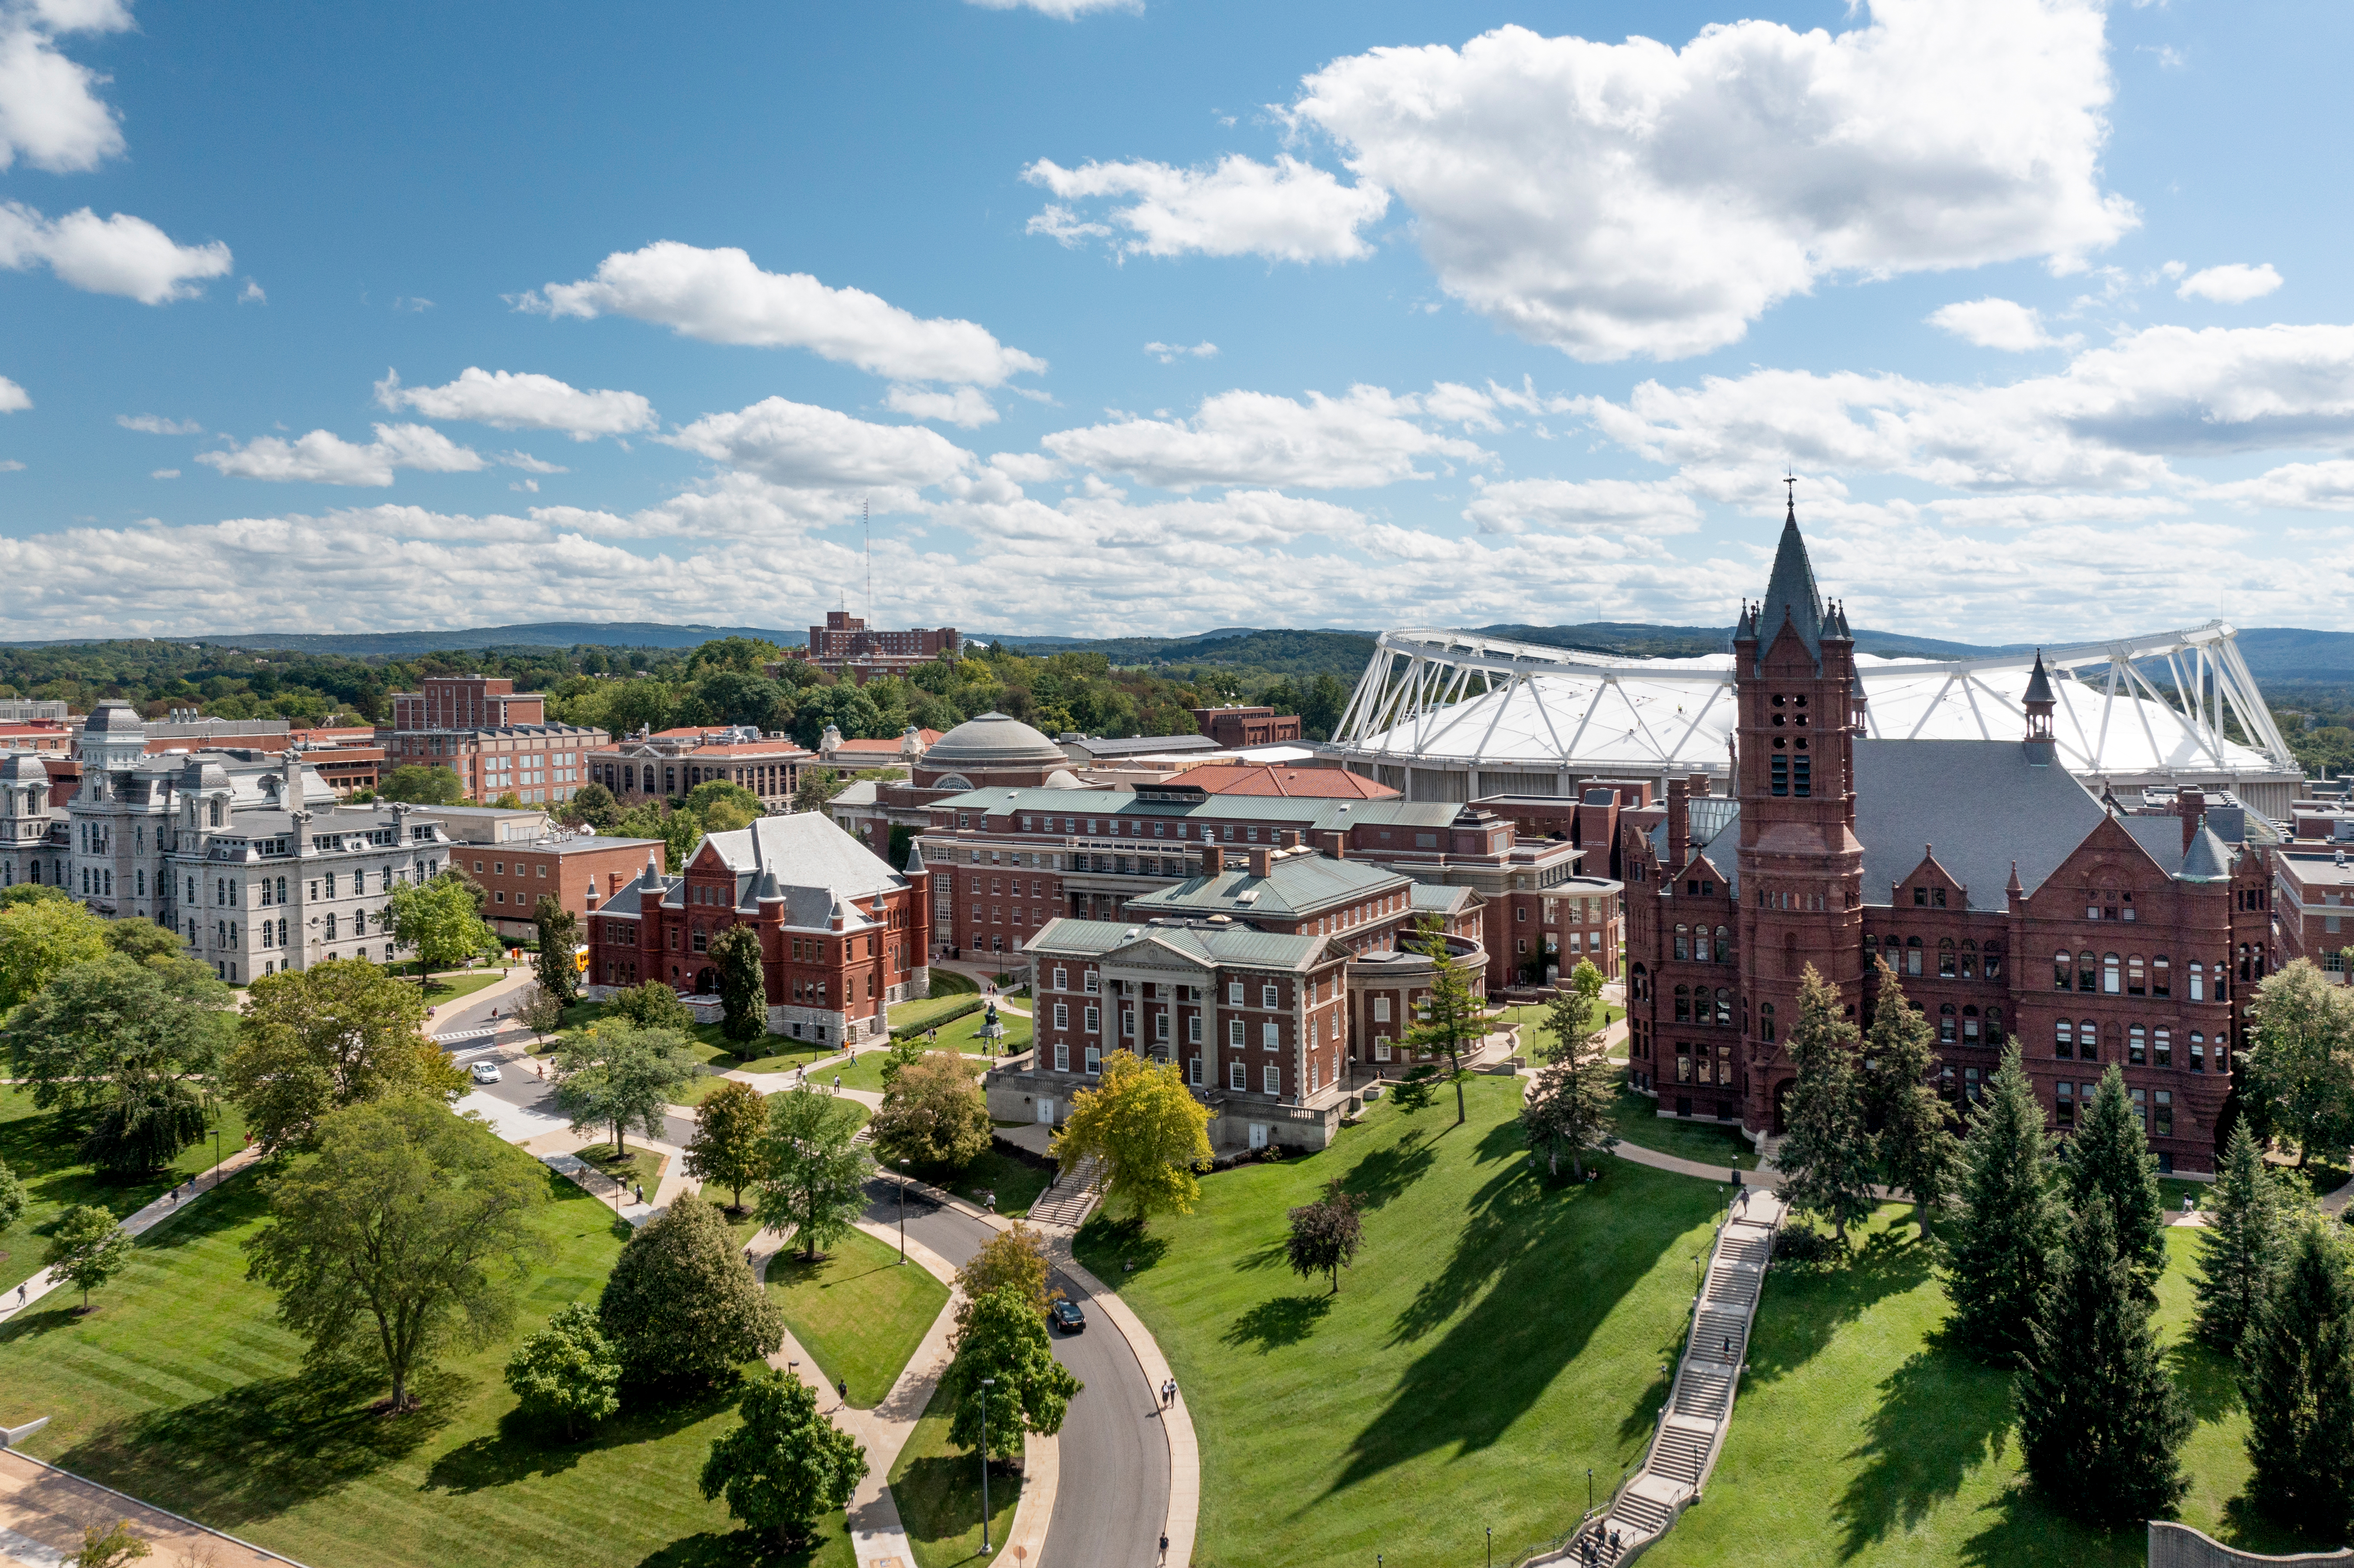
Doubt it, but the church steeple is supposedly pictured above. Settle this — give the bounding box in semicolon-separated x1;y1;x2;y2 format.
1757;487;1826;668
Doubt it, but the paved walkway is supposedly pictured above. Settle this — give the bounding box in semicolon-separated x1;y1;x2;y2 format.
0;1450;296;1568
0;1147;265;1328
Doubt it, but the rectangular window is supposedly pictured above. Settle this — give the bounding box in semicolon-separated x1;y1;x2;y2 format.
1155;1012;1170;1040
1229;1018;1244;1046
1188;1055;1203;1086
1771;755;1789;796
2057;1082;2075;1125
1053;966;1067;991
1373;996;1391;1023
1187;1014;1202;1043
2155;1090;2173;1138
1261;983;1279;1008
1054;1042;1069;1071
1262;1021;1279;1049
1084;1005;1100;1034
1229;1060;1246;1091
1054;1002;1069;1029
1793;754;1811;797
1374;1036;1392;1062
1084;971;1099;993
1085;1046;1101;1075
1263;1064;1280;1096
2130;1086;2148;1130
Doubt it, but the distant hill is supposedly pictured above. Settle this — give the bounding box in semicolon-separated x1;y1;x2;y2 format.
2233;628;2354;682
978;627;1379;678
1468;621;2026;661
0;621;806;656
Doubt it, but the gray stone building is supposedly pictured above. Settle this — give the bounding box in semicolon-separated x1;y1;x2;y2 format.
3;700;461;984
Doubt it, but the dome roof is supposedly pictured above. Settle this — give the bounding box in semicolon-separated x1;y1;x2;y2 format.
83;699;144;736
925;711;1067;770
0;751;47;780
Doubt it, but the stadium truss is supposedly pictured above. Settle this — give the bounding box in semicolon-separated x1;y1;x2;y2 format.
1327;622;2305;819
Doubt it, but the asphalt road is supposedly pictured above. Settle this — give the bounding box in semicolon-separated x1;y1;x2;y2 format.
864;1179;1170;1568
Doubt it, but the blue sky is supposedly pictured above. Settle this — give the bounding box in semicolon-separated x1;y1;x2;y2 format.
0;0;2348;642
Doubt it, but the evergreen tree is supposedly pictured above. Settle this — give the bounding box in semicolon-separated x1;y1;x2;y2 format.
707;925;767;1048
1520;1049;1618;1179
1535;959;1607;1064
1944;1046;2063;1364
1401;917;1486;1125
2194;1121;2288;1350
2015;1195;2191;1528
2069;1064;2168;1296
1774;966;1877;1244
1862;959;1959;1238
2241;1221;2354;1535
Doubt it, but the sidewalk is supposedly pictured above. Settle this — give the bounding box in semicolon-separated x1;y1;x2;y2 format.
0;1450;295;1568
0;1146;267;1327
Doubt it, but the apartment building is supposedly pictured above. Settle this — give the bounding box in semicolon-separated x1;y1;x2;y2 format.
383;675;604;804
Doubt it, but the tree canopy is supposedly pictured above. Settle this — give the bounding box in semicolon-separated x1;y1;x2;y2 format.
1402;917;1484;1124
379;764;467;805
1862;959;1959;1239
1051;1050;1211;1228
386;873;498;977
1285;1180;1364;1293
599;1190;782;1388
683;1077;770;1213
2241;959;2354;1166
551;1021;700;1155
708;924;766;1046
940;1283;1081;1462
698;1368;867;1546
5;950;232;1131
0;894;109;1011
756;1087;873;1261
532;895;582;1007
1775;966;1878;1244
869;1050;992;1174
224;958;460;1152
1945;1046;2063;1364
504;1300;622;1438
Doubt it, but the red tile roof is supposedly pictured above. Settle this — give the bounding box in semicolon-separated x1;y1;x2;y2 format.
1183;764;1399;799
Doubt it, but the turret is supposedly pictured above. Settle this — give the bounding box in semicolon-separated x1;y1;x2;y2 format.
2023;649;2056;765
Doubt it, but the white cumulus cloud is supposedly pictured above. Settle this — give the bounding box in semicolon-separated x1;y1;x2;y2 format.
1043;383;1489;490
517;241;1044;387
0;201;231;304
2177;263;2282;304
1927;297;2078;352
1023;156;1390;263
1144;341;1218;363
196;423;487;487
965;0;1138;15
0;0;130;174
374;367;657;442
0;376;28;413
1269;2;2136;361
116;412;198;434
1462;476;1702;535
663;396;975;492
885;385;998;428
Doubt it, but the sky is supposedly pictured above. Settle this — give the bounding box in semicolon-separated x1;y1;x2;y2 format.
0;0;2349;644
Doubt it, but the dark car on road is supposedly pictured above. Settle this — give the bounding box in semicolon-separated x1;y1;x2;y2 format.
1049;1298;1085;1335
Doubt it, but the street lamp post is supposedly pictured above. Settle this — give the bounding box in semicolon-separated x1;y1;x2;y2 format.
979;1376;996;1552
898;1159;910;1263
208;1125;224;1189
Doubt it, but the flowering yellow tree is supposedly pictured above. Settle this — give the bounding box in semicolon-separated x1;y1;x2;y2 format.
1052;1050;1211;1228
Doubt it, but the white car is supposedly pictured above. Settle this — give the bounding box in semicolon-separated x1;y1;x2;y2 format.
469;1060;503;1085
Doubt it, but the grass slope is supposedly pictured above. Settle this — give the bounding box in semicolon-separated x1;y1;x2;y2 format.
1077;1075;1723;1568
1646;1209;2336;1568
1606;1083;1759;1172
887;1381;1023;1568
0;1151;853;1568
764;1224;949;1406
0;1086;250;1294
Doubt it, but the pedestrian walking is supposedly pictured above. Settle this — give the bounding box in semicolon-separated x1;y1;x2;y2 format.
1609;1527;1622;1559
832;1073;841;1094
633;1182;645;1204
837;1377;847;1407
15;1283;24;1307
1722;1335;1731;1358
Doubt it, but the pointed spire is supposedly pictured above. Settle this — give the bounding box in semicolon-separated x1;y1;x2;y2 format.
2023;648;2056;708
1757;492;1826;666
2006;859;2025;897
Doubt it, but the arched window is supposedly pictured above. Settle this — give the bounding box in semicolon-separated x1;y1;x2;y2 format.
1715;926;1732;963
1936;1002;1956;1042
2080;950;2098;991
2057;1018;2074;1058
2189;1031;2205;1072
2055;949;2072;991
1864;933;1879;958
1960;940;1978;980
2102;953;2121;994
1906;935;1924;976
1760;1002;1777;1042
1939;938;1957;978
2080;1020;2099;1060
1715;987;1733;1027
2127;954;2146;994
1674;923;1690;961
1674;984;1691;1023
2190;962;2205;1002
1962;1004;1981;1042
1629;963;1648;1001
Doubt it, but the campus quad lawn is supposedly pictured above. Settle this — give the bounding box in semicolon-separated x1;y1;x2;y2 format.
832;1044;996;1097
0;1086;250;1295
0;1144;856;1568
763;1224;948;1406
386;963;508;1002
1075;1074;1725;1568
1645;1210;2336;1568
554;999;833;1080
888;1381;1022;1568
928;970;980;998
1605;1082;1759;1172
1493;1000;1626;1057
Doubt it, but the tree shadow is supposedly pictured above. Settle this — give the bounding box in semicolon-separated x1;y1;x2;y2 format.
54;1361;461;1525
1744;1223;1936;1388
1833;1333;2014;1560
635;1521;847;1568
1221;1294;1334;1355
423;1384;738;1496
1955;1485;2146;1568
2165;1335;2241;1426
1072;1213;1168;1279
1337;1131;1434;1212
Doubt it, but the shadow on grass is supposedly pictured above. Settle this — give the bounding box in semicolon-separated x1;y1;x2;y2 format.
56;1361;461;1525
1073;1213;1168;1279
1954;1487;2148;1568
896;1449;1015;1565
1327;1144;1708;1496
424;1383;739;1496
1221;1293;1334;1354
1745;1223;1935;1388
1833;1331;2014;1561
636;1522;847;1568
1336;1130;1434;1212
2167;1335;2241;1426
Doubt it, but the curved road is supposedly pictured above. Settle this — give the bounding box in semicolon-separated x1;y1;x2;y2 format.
452;1014;1170;1568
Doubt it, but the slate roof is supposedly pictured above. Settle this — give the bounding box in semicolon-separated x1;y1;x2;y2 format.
1409;882;1478;916
1756;502;1826;663
1027;916;1329;970
1125;852;1405;920
931;784;1464;832
2116;814;2242;882
1853;739;2106;910
591;814;906;931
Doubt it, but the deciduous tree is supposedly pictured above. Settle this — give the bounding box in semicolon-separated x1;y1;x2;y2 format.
684;779;764;834
386;873;496;979
708;924;767;1047
1285;1180;1364;1292
565;781;620;832
869;1052;991;1174
1863;960;1960;1238
2015;1196;2191;1527
2241;1221;2354;1535
1403;917;1484;1124
1051;1050;1211;1229
224;958;459;1152
6;951;231;1126
378;764;465;805
952;1226;1054;1333
71;1521;148;1568
532;896;582;1007
1946;1046;2063;1365
0;894;108;1010
1775;966;1877;1245
607;979;698;1033
0;1156;24;1234
551;1022;699;1156
684;1078;769;1213
244;1097;551;1412
504;1300;622;1438
2240;958;2354;1166
599;1191;782;1388
46;1204;130;1310
756;1087;873;1261
2195;1121;2290;1350
698;1368;867;1547
941;1284;1081;1462
2069;1064;2168;1296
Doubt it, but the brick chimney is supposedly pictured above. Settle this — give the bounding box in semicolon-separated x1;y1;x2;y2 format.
1666;777;1691;872
2178;787;2207;852
1201;844;1225;877
1246;847;1274;878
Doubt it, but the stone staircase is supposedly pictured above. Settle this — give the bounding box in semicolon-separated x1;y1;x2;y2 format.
1027;1154;1103;1228
1537;1190;1787;1566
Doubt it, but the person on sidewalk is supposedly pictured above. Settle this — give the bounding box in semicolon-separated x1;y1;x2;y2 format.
836;1377;847;1409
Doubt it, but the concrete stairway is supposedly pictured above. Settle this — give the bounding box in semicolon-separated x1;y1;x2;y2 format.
1027;1154;1103;1228
1538;1189;1787;1566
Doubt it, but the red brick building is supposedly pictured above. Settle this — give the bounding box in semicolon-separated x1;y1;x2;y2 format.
590;726;815;811
778;611;960;682
585;812;931;1047
441;832;669;940
1189;706;1303;747
1620;503;2267;1173
383;675;604;805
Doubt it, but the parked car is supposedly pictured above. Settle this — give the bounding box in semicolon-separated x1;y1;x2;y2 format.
1049;1299;1085;1335
470;1060;502;1085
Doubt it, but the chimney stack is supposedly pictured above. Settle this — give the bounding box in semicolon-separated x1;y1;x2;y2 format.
2178;787;2207;852
1201;844;1225;877
1666;777;1691;872
1246;847;1274;878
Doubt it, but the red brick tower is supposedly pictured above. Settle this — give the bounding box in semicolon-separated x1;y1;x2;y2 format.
1734;493;1867;1135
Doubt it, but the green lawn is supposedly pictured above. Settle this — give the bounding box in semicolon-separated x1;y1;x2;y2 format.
0;1153;856;1568
930;1007;1031;1057
1607;1082;1759;1171
889;992;985;1033
956;1146;1053;1219
388;963;509;1002
1645;1208;2337;1568
0;1086;250;1294
572;1144;667;1200
832;1045;994;1097
763;1224;949;1406
927;971;980;998
1493;1000;1627;1058
553;999;834;1079
888;1380;1023;1568
1074;1074;1725;1568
